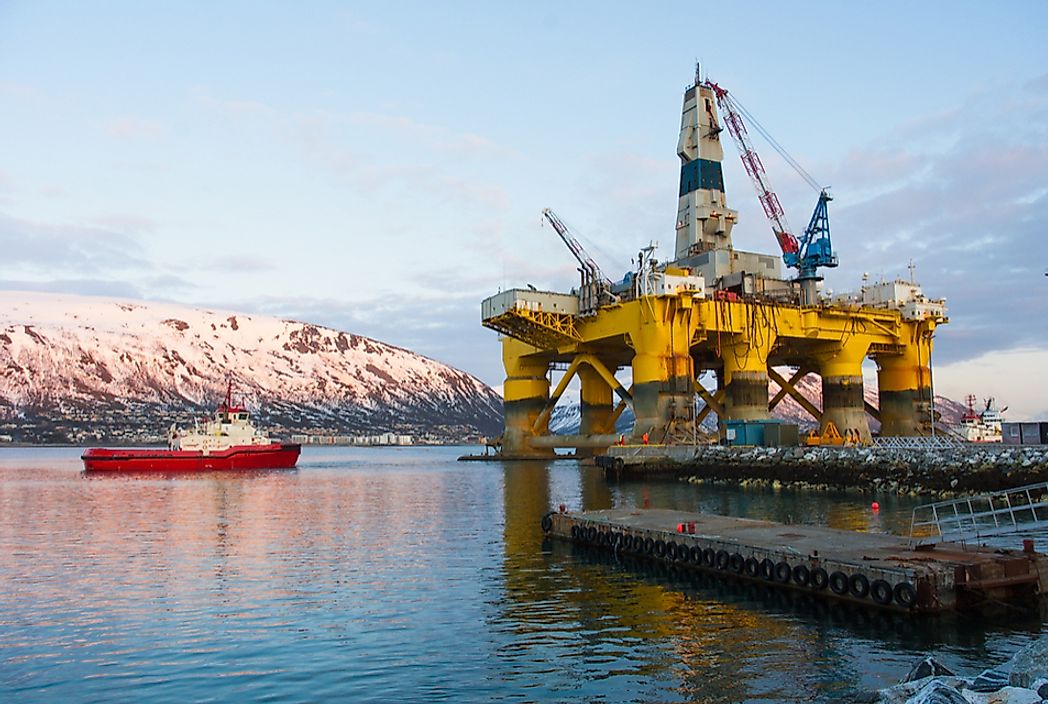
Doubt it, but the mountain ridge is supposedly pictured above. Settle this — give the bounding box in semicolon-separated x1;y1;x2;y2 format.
0;291;502;444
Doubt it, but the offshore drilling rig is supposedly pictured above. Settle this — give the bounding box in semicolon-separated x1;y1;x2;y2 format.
481;68;947;458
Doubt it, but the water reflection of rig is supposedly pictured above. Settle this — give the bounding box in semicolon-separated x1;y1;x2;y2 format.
481;68;946;459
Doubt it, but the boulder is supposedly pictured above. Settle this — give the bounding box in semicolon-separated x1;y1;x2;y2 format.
967;668;1009;693
904;657;956;682
1008;638;1048;689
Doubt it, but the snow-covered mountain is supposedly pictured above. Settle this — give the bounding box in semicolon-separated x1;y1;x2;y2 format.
0;292;502;443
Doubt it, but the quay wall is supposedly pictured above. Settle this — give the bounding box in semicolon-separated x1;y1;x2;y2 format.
603;444;1048;495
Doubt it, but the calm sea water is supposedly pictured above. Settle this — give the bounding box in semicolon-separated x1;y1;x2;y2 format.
0;446;1043;703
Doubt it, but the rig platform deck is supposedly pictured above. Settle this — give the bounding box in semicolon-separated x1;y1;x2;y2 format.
544;508;1047;615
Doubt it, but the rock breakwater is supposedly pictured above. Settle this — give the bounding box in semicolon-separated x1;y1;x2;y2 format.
620;444;1048;495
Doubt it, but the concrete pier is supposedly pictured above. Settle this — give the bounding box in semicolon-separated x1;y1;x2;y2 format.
544;507;1047;614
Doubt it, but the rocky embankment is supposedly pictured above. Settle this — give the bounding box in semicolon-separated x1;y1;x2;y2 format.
653;444;1048;495
870;638;1048;703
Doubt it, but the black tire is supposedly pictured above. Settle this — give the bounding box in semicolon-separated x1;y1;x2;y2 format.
792;564;811;587
613;457;624;470
774;561;792;584
729;553;745;573
666;542;679;561
570;524;580;540
610;532;622;548
654;540;666;558
540;512;554;533
586;526;597;543
829;571;849;595
849;573;870;599
702;547;716;567
810;567;829;591
598;531;609;547
715;549;730;570
760;558;776;581
690;546;703;564
643;537;655;555
894;582;917;609
871;579;893;606
744;557;760;577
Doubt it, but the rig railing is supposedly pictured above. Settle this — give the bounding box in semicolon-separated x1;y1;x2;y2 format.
873;435;962;451
909;481;1048;547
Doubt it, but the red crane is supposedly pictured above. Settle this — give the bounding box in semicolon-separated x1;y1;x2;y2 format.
704;81;800;259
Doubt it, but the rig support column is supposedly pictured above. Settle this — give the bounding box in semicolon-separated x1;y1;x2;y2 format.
630;299;696;441
501;338;555;457
876;332;935;436
578;364;615;457
719;336;772;422
819;341;872;443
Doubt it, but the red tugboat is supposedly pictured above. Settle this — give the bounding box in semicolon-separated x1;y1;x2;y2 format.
82;384;300;472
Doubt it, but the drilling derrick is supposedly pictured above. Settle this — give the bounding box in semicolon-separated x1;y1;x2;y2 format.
481;68;947;459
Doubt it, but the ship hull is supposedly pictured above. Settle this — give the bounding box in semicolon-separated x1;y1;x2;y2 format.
81;443;301;472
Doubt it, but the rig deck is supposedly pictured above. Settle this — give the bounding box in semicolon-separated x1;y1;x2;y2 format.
544;508;1047;615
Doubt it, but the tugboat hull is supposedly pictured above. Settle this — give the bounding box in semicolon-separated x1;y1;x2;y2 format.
82;444;301;472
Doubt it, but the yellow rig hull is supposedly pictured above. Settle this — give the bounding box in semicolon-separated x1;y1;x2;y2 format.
486;293;939;457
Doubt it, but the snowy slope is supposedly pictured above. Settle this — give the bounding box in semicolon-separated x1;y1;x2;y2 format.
0;292;502;443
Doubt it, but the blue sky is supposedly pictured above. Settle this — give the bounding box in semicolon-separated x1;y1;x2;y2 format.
2;1;1047;417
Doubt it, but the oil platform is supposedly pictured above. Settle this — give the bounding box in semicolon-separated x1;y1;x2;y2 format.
481;68;947;459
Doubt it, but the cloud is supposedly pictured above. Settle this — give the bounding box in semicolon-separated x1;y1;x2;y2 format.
934;347;1048;421
0;211;150;272
821;77;1048;366
105;117;167;140
0;278;145;299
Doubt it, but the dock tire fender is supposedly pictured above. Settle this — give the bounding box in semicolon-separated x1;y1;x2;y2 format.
643;537;655;555
829;571;849;595
760;558;776;581
541;511;555;534
570;524;580;540
586;526;598;544
774;561;792;584
598;531;609;547
792;564;811;587
690;546;704;564
870;579;893;606
623;535;635;552
654;540;666;558
848;573;870;599
610;532;622;548
703;548;717;567
744;557;760;577
893;582;917;609
666;542;679;561
810;567;829;591
613;458;624;470
715;550;730;570
729;553;745;573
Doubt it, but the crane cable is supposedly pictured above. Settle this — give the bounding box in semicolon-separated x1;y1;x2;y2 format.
728;95;822;194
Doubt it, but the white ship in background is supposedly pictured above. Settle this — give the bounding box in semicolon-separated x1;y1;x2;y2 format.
957;395;1006;443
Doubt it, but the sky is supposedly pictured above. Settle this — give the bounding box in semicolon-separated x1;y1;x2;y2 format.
1;1;1047;418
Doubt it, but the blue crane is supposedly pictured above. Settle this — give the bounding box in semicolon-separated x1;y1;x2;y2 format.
706;80;838;302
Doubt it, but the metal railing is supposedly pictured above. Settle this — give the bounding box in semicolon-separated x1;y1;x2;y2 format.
909;481;1048;546
873;435;962;450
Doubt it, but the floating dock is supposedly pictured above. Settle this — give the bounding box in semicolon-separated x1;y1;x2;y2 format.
543;508;1047;614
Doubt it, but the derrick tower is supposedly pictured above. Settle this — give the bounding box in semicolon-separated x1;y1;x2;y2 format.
481;70;947;458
